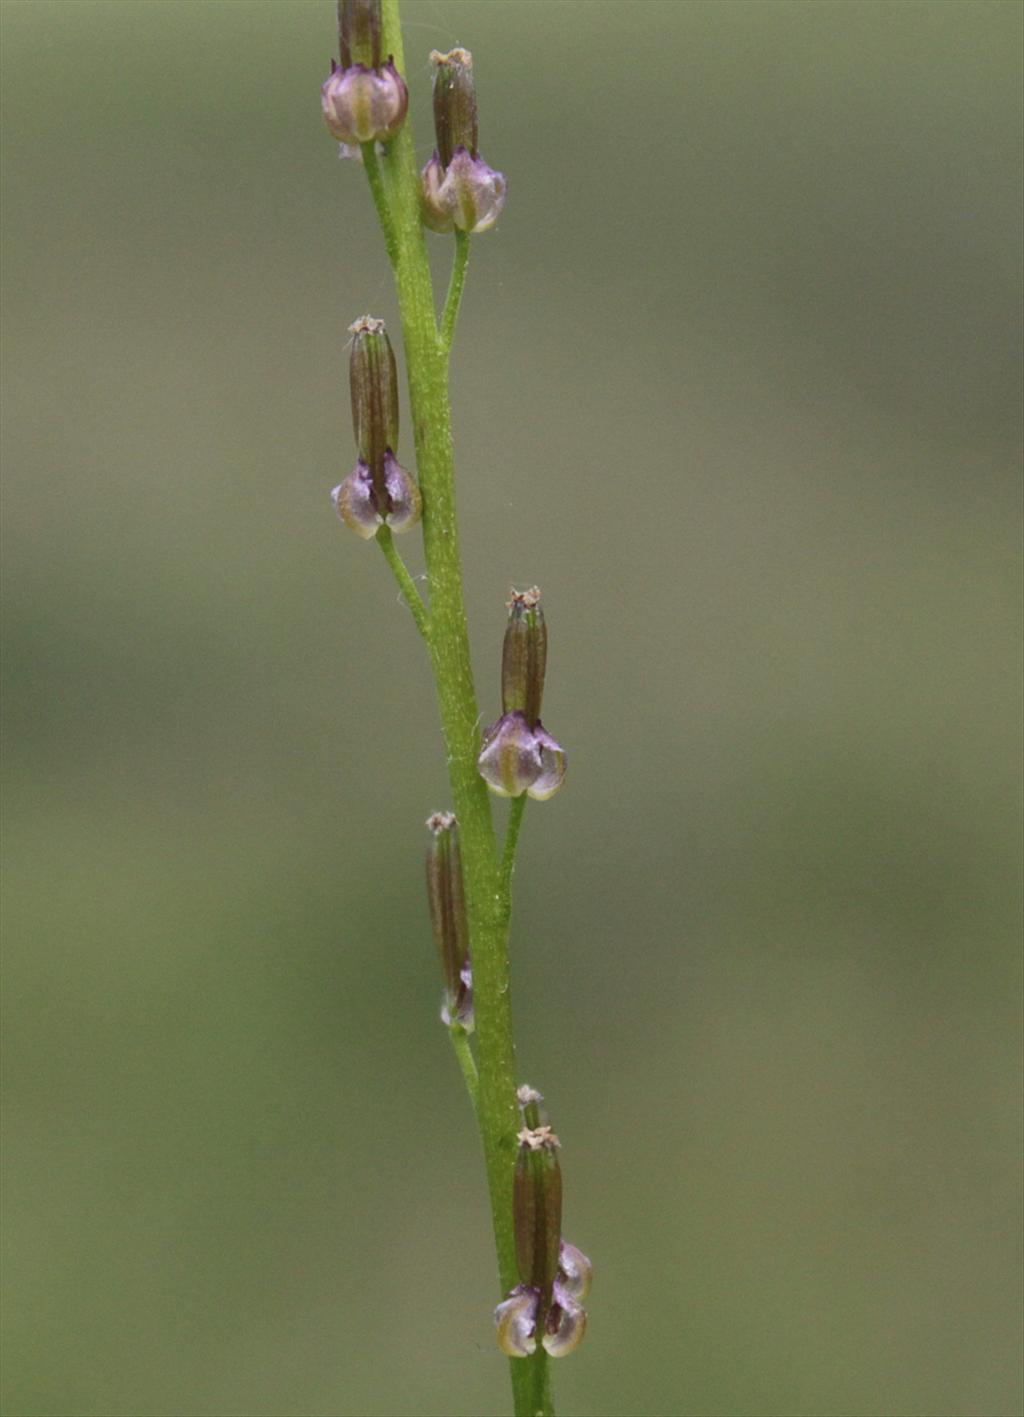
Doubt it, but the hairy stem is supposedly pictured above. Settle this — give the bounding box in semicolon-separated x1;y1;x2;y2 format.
371;5;546;1415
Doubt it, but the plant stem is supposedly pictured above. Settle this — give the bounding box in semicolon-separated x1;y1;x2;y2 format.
440;230;471;352
500;794;528;902
448;1022;479;1113
372;5;548;1415
376;526;429;639
360;142;399;267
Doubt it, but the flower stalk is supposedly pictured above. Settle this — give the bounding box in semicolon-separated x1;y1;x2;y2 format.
323;4;584;1413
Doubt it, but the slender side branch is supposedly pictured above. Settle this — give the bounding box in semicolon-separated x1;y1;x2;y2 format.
376;526;429;638
440;230;471;352
360;142;400;268
448;1023;479;1113
500;795;528;902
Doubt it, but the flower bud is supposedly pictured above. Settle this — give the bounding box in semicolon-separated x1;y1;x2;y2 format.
431;48;478;168
497;1099;591;1360
333;317;420;538
557;1241;593;1303
478;713;566;800
514;1125;563;1301
338;0;381;70
542;1279;587;1358
321;60;408;146
478;589;565;798
349;316;398;471
502;586;546;726
332;450;420;537
494;1285;539;1358
420;149;507;235
425;812;473;1029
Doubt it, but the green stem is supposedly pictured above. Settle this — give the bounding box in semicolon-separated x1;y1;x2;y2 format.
360;141;399;267
376;526;429;639
440;230;471;352
448;1022;479;1113
500;795;528;903
372;6;545;1416
528;1348;553;1417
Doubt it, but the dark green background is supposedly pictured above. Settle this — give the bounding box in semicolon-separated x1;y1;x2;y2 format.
3;2;1021;1414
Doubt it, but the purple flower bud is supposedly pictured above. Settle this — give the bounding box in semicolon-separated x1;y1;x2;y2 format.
439;963;473;1030
378;451;421;533
526;725;566;801
514;1124;563;1301
338;0;381;70
497;1105;591;1358
332;451;420;537
349;316;399;470
333;317;421;538
419;154;454;234
494;1285;539;1358
477;713;566;800
557;1241;592;1303
420;148;507;235
502;586;547;725
331;461;377;539
542;1278;587;1358
430;48;478;168
478;588;566;797
477;712;537;799
425;812;473;1031
321;61;408;146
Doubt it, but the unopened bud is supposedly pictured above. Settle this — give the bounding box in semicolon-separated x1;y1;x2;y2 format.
431;49;478;168
498;1096;591;1359
420;149;507;235
502;586;546;726
425;812;473;1030
338;0;381;68
477;713;565;800
494;1285;539;1358
514;1125;563;1301
542;1279;587;1358
333;317;420;538
322;60;407;146
557;1241;593;1303
332;450;420;538
478;589;565;798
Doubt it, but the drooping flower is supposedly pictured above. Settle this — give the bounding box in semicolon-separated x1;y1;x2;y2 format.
494;1089;591;1359
425;812;473;1031
477;589;566;799
420;49;506;234
332;316;421;538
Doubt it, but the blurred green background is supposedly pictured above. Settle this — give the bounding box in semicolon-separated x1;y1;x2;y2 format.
2;2;1021;1414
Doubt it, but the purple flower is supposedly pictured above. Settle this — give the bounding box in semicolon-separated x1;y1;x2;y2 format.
421;148;507;234
332;451;421;538
321;61;408;146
